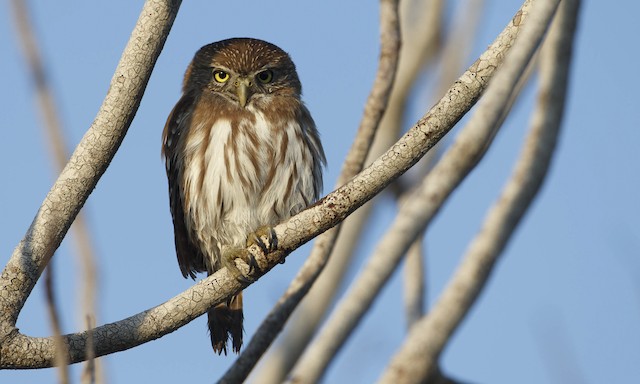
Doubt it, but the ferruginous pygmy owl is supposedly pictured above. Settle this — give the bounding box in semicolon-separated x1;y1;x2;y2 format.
162;38;325;355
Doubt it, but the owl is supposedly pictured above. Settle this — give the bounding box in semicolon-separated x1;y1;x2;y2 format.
162;38;325;354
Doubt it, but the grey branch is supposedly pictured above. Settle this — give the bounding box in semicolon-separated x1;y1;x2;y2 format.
0;0;181;369
10;0;103;381
0;0;534;371
401;0;484;333
378;0;579;382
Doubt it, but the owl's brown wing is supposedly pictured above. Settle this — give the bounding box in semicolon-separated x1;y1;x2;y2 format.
162;92;206;279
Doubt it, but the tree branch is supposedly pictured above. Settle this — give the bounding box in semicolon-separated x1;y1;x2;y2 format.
400;0;485;332
378;0;579;381
10;0;103;381
0;268;242;368
0;0;181;367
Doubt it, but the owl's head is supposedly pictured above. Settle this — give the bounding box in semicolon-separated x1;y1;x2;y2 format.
183;38;302;108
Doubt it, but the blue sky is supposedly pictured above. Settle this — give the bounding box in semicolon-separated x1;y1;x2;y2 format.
1;1;639;383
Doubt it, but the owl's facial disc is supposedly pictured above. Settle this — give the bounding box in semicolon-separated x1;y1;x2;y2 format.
234;77;252;108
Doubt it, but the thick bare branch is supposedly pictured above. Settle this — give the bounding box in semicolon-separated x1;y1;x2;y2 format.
10;1;103;381
378;0;579;382
0;0;181;367
0;267;243;368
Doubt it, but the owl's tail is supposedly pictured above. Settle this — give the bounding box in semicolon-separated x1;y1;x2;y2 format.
208;291;244;355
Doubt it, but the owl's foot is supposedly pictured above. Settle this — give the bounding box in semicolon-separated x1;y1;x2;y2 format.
247;225;278;255
221;247;257;284
221;227;277;283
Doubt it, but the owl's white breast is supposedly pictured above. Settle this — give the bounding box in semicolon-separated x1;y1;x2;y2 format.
181;109;317;267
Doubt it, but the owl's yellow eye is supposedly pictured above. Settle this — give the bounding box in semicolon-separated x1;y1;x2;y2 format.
256;70;273;84
213;70;230;83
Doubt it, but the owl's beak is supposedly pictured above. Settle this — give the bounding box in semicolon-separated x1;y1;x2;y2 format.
235;78;252;108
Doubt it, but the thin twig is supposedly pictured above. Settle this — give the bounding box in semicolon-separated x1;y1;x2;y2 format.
44;261;69;384
400;0;485;330
81;315;97;384
9;1;102;382
531;6;583;380
378;0;578;381
0;0;181;369
0;0;181;332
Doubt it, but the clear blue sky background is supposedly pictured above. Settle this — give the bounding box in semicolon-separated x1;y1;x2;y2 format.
1;1;639;383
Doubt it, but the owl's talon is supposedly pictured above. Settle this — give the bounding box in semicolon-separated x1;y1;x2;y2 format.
268;227;278;251
248;226;278;254
236;273;252;285
249;233;269;255
222;248;254;283
246;253;260;274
